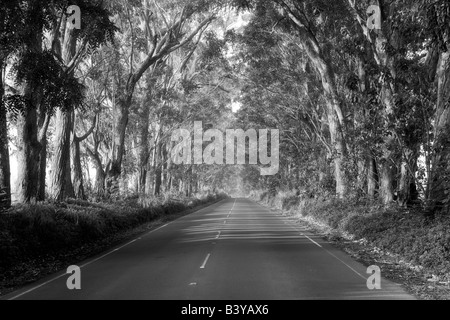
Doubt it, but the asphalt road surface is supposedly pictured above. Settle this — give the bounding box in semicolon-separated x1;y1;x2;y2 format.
3;198;415;300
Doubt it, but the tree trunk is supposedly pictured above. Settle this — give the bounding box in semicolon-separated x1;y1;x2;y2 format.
153;141;162;196
430;50;450;210
15;27;46;203
179;179;184;194
49;109;73;201
145;164;153;196
138;167;148;194
347;1;399;204
357;159;366;195
367;157;378;199
379;83;396;204
71;135;85;200
16;108;41;203
65;113;75;198
184;167;192;198
107;89;132;193
72;113;97;200
398;148;418;207
145;145;156;196
380;160;394;204
154;169;162;196
95;168;106;199
166;145;173;193
161;145;168;193
88;147;106;199
0;62;11;207
137;100;150;194
49;22;78;201
304;48;348;198
356;53;371;197
280;4;348;198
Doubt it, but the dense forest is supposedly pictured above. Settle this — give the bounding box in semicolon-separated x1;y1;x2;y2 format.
1;0;450;298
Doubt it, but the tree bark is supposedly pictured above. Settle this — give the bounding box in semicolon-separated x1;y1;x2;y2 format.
379;83;396;204
398;147;419;207
109;91;132;180
137;100;150;194
347;0;400;204
95;167;106;199
71;113;97;200
184;167;192;197
65;113;75;198
16;110;40;203
165;144;173;193
430;50;450;210
87;147;107;199
379;159;394;204
153;141;162;196
49;21;78;201
71;135;85;199
16;30;45;203
0;61;11;207
367;157;378;199
49;109;73;201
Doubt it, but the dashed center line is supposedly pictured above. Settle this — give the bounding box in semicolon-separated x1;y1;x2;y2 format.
200;254;211;269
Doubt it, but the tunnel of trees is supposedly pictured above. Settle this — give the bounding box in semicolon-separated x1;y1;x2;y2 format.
0;0;449;217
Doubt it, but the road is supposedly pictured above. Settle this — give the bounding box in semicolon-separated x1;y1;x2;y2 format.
3;198;414;300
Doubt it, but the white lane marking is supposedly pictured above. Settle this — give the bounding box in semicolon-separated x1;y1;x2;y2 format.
301;233;322;248
216;231;221;239
7;223;171;300
7;273;68;300
149;223;168;234
200;254;211;269
7;199;229;300
110;239;137;253
223;220;227;224
260;202;366;281
321;249;367;280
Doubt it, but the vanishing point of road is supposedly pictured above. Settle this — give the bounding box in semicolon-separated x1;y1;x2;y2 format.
2;198;414;300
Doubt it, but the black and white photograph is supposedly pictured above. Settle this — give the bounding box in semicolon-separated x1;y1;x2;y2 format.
1;0;449;305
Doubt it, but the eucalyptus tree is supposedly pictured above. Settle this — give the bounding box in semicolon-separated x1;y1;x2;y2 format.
4;0;86;202
420;0;450;213
232;0;354;198
48;0;117;201
104;0;221;193
0;0;24;207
